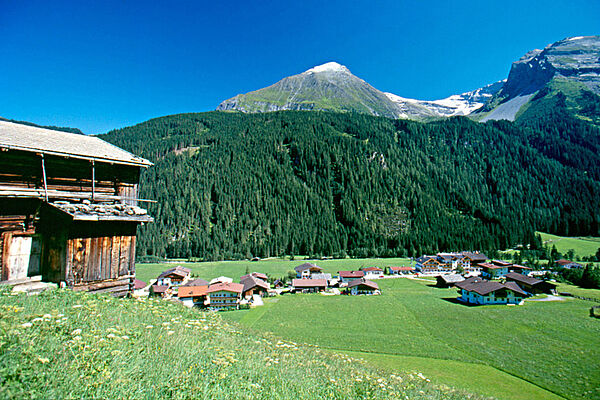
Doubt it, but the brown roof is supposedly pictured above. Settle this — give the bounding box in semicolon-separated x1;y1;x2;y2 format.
158;266;191;279
241;275;270;292
134;279;146;290
150;285;168;294
348;278;379;290
292;279;327;288
491;260;512;267
389;266;414;271
362;267;383;272
0;120;152;167
178;285;209;297
339;270;364;278
182;278;210;287
240;272;269;281
207;282;244;294
294;263;323;272
456;278;527;296
503;281;528;296
462;252;488;262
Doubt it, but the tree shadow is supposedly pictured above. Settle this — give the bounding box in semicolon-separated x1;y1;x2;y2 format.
440;297;478;307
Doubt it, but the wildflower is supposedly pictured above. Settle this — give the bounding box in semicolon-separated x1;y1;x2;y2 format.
21;322;32;328
32;318;43;323
107;333;116;339
38;357;50;364
73;336;82;341
71;329;82;335
121;335;130;340
167;330;175;335
146;325;154;329
43;314;52;319
72;304;83;308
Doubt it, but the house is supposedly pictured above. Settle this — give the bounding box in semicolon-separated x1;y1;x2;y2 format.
294;262;323;278
210;276;233;285
182;278;210;287
338;270;364;283
292;278;327;293
508;264;532;275
347;278;379;295
387;266;415;275
206;282;244;310
240;272;268;281
436;274;465;288
361;267;384;279
240;275;270;298
436;253;465;270
272;279;285;288
415;255;444;274
0;120;152;296
555;259;583;269
504;272;557;295
455;278;527;305
461;252;488;273
156;266;191;286
133;279;147;290
480;260;512;279
150;284;169;298
178;285;209;308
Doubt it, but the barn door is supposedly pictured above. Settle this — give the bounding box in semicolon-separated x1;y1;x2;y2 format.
4;234;41;281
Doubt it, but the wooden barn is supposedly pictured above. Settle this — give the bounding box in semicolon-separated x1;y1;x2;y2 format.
0;120;152;296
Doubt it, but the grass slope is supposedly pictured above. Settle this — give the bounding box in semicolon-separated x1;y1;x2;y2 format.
223;279;600;400
538;231;600;258
0;288;475;400
135;257;412;284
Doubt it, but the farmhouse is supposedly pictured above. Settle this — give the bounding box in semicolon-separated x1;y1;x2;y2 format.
347;278;379;295
555;259;583;269
504;272;557;295
480;260;512;279
240;272;268;281
156;266;191;286
207;282;244;310
292;278;327;293
0;120;152;296
461;252;488;273
294;262;323;278
241;275;270;298
361;267;384;279
455;277;527;305
436;274;465;288
182;278;210;287
150;284;169;298
178;285;209;308
386;266;414;275
338;270;364;283
508;264;532;275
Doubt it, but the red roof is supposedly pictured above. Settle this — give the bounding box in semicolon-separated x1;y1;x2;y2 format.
178;285;209;297
348;278;379;290
479;262;508;270
510;264;532;270
362;267;383;272
151;285;168;294
389;266;414;271
339;270;364;278
292;279;327;288
207;282;244;294
134;279;146;290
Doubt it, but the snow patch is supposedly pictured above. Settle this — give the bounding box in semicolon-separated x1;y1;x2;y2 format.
305;62;350;74
568;36;585;41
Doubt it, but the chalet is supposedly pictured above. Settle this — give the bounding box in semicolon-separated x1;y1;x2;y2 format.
508;264;532;275
437;253;464;269
240;272;268;281
415;255;444;274
178;285;209;308
182;278;209;287
156;266;191;286
436;274;465;288
455;278;527;305
241;275;270;298
294;262;323;278
461;252;488;272
292;278;327;293
555;259;583;269
150;284;169;298
480;260;512;279
272;279;285;288
347;278;379;295
387;266;414;275
361;267;384;279
338;270;364;283
504;272;557;295
210;276;233;285
206;282;244;310
0;121;152;296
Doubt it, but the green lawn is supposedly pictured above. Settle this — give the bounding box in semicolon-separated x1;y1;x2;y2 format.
135;257;413;284
223;279;600;400
538;231;600;258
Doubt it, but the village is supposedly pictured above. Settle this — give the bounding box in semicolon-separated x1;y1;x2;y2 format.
133;250;563;311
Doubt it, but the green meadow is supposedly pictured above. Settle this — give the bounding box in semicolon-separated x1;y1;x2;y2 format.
135;257;413;284
538;231;600;258
223;279;600;400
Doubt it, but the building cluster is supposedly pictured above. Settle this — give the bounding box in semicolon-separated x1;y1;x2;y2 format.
292;262;382;295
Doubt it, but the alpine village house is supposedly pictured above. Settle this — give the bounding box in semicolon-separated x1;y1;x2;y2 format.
0;120;152;296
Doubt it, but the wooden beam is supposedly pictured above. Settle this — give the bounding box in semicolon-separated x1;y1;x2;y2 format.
41;154;48;202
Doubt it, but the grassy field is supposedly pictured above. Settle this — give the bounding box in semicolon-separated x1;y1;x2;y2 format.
223;279;600;400
135;257;413;284
0;287;475;400
538;232;600;258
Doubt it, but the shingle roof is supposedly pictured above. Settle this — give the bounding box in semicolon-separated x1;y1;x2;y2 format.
348;278;379;290
133;279;146;290
504;272;552;288
150;285;168;293
0;120;152;167
503;281;528;296
362;267;383;272
338;270;364;278
462;252;488;262
207;282;244;294
178;285;209;297
455;278;527;296
158;266;191;279
241;275;270;292
182;278;210;287
240;272;269;281
292;279;327;288
438;274;465;284
294;262;322;272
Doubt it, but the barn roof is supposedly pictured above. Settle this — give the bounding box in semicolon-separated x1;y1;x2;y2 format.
0;120;152;167
292;279;327;288
348;278;379;290
49;201;153;222
338;270;364;278
240;275;270;292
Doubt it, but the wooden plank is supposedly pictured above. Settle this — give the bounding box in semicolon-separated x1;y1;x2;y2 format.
129;236;136;276
71;276;134;291
119;236;130;276
103;237;112;280
110;236;121;279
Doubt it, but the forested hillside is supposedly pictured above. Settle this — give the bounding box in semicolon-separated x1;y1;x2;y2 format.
102;111;600;260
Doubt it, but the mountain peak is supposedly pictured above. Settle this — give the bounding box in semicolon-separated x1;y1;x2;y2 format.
304;62;350;74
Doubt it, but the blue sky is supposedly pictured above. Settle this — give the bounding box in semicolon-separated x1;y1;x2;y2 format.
1;0;599;134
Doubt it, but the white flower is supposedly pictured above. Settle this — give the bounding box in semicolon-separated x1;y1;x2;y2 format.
72;304;83;308
43;314;52;319
21;322;32;328
107;333;116;339
73;336;82;341
71;329;82;335
121;335;130;340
